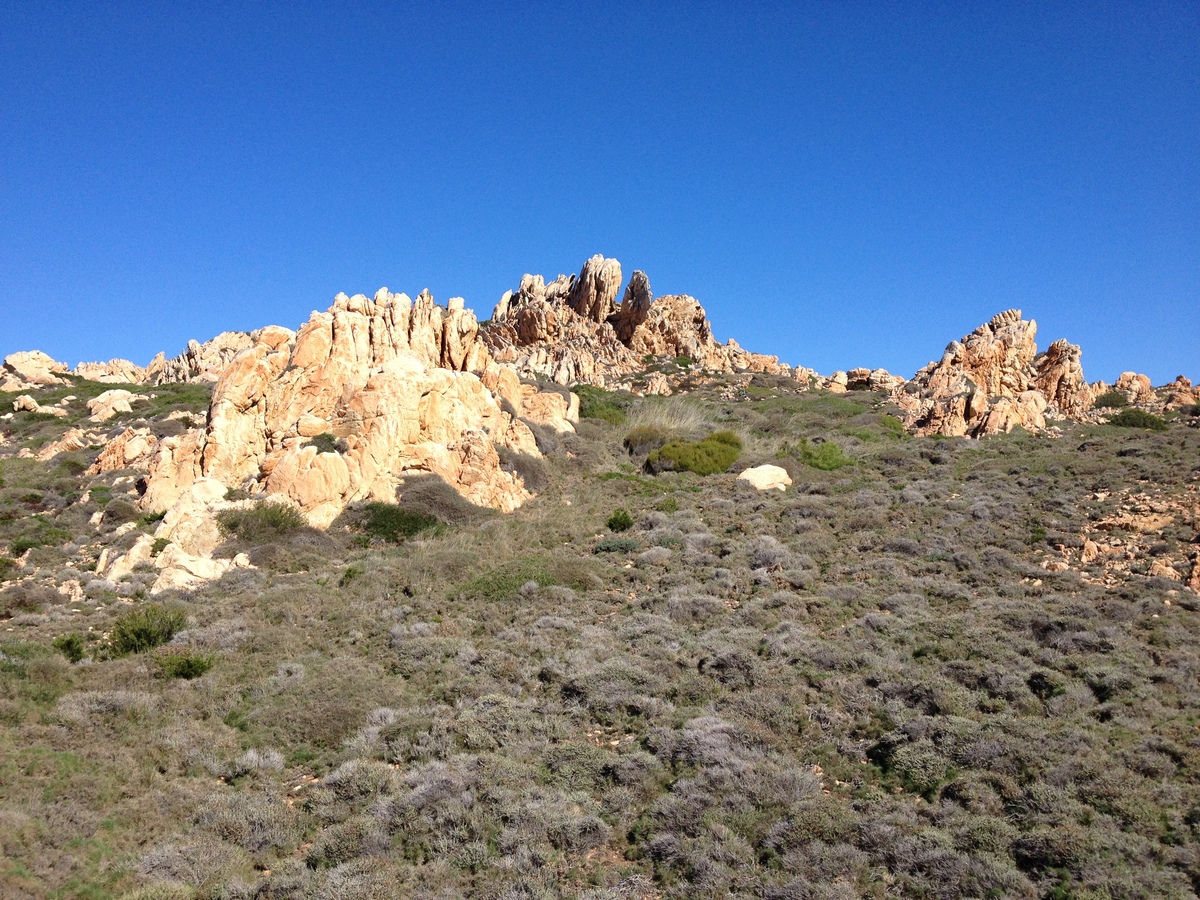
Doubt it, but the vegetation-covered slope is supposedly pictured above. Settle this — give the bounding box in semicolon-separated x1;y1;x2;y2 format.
2;373;1199;899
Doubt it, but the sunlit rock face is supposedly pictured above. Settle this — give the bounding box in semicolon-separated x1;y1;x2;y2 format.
141;289;550;527
483;256;791;389
891;310;1093;437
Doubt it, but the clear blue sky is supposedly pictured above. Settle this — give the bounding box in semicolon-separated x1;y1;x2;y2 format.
2;2;1196;384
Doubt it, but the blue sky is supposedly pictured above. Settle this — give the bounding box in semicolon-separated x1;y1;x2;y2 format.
2;2;1196;383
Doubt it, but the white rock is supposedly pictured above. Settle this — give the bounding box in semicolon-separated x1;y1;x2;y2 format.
737;464;792;492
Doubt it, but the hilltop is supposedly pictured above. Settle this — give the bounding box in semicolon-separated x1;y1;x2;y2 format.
1;256;1199;899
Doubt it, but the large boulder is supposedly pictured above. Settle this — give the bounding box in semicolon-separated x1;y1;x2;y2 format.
73;358;148;384
2;350;69;391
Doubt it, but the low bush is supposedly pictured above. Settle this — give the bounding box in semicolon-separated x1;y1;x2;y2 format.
607;509;634;532
1092;391;1128;409
216;502;307;542
781;438;853;470
359;502;440;543
306;432;347;454
52;633;86;663
458;554;598;602
0;556;15;578
1106;408;1167;431
108;603;187;656
647;430;742;476
573;385;630;424
156;652;214;680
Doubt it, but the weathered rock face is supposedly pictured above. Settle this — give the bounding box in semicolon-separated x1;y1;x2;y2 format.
567;255;623;322
483;256;791;389
2;351;70;391
148;331;258;385
87;389;140;422
73;359;147;384
892;310;1092;437
1033;339;1093;416
141;289;544;528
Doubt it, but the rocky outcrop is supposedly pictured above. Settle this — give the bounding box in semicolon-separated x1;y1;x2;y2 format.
147;331;258;385
87;427;156;474
483;256;791;389
12;394;68;418
73;359;147;384
2;351;69;391
892;310;1092;437
87;389;140;422
567;255;623;322
1033;339;1093;416
140;289;548;529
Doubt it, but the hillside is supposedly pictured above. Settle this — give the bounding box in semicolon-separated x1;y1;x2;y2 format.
2;266;1200;899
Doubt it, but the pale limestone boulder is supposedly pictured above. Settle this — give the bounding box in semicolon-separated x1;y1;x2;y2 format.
737;464;792;492
87;389;137;422
101;533;155;581
1113;371;1155;405
518;385;578;434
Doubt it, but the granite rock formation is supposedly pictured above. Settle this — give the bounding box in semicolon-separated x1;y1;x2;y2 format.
892;310;1093;437
483;256;791;390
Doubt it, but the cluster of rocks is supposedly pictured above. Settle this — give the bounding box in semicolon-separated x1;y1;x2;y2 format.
482;255;793;393
888;310;1095;437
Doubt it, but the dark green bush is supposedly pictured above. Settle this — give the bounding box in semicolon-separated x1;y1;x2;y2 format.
674;355;693;368
781;438;853;471
108;603;187;656
573;385;630;424
606;509;634;532
216;502;307;542
156;652;214;680
305;432;346;454
359;502;440;543
1106;408;1167;431
1092;391;1128;409
647;430;743;475
52;633;86;663
0;556;15;578
458;554;597;602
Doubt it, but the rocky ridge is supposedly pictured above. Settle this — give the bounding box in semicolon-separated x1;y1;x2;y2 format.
482;254;795;392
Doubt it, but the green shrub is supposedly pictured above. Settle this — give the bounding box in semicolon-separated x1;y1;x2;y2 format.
216;502;307;542
1106;408;1167;431
674;355;693;368
458;554;597;602
1092;391;1128;409
108;604;187;656
647;430;743;476
360;502;440;543
781;438;853;471
595;537;639;554
151;537;171;555
156;652;214;680
306;432;346;454
52;633;86;663
0;557;15;578
573;385;629;424
606;509;634;532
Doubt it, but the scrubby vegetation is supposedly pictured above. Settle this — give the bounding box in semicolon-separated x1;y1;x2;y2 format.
1092;390;1129;409
1107;407;1168;431
2;371;1200;898
647;430;743;475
